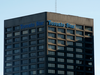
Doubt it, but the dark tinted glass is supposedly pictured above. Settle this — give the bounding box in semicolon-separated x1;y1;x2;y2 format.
48;27;56;32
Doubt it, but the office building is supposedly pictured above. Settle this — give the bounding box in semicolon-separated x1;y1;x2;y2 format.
4;12;94;75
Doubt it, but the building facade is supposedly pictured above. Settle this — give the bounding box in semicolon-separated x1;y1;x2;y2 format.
4;12;94;75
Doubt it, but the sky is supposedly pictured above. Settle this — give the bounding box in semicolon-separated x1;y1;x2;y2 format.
0;0;100;75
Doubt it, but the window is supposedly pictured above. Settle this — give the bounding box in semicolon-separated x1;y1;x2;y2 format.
48;39;56;44
58;70;65;74
14;38;20;42
58;46;64;50
76;31;83;35
67;71;74;75
14;43;20;48
6;33;12;37
76;43;83;47
48;63;55;67
30;59;36;63
48;51;55;55
38;70;44;74
48;33;56;38
76;66;84;70
58;40;65;45
38;51;44;56
22;48;28;52
58;34;65;39
22;36;28;41
38;45;44;50
22;60;28;64
30;35;36;39
58;28;65;33
6;62;12;67
30;46;36;51
14;49;20;54
58;64;64;68
76;25;83;30
30;65;36;69
14;32;20;36
38;64;44;68
22;72;28;75
38;33;44;38
6;51;12;55
30;53;36;57
14;26;20;30
6;56;12;61
67;35;74;40
67;47;74;51
22;54;28;58
76;60;83;64
14;61;20;65
6;39;12;43
58;52;64;56
48;57;55;61
22;30;28;35
38;27;44;32
76;54;83;58
85;32;92;36
22;66;28;70
14;67;20;71
13;73;20;75
86;61;92;66
48;45;55;50
6;68;12;72
67;59;74;63
6;27;12;32
76;48;83;53
14;55;20;59
22;42;28;46
6;45;12;49
38;39;44;44
38;57;45;62
67;53;74;57
48;70;55;74
67;41;74;45
76;37;83;41
85;26;92;31
67;65;74;69
67;29;74;34
58;58;64;62
30;71;36;75
30;29;36;33
48;27;56;32
30;41;36;45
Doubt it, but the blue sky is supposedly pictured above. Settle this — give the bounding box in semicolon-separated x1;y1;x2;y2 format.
0;0;100;75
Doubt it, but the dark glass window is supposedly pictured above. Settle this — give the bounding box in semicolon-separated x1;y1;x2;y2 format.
76;43;83;47
48;33;56;38
6;68;12;72
38;70;44;74
14;26;20;30
76;25;83;30
38;27;44;32
6;39;12;43
38;57;45;62
76;54;83;58
48;39;56;44
38;45;44;50
30;53;36;57
22;60;28;64
58;52;64;56
58;46;64;50
48;51;55;55
48;63;55;67
38;33;44;38
30;41;36;45
58;70;65;74
58;40;65;45
14;32;20;36
67;47;73;51
48;57;55;61
22;42;28;46
22;54;28;58
14;55;20;59
48;45;56;50
6;45;12;49
67;71;74;75
22;36;28;41
14;38;20;42
76;48;83;53
67;29;74;34
22;30;28;35
76;36;83;41
14;61;20;65
48;69;55;74
58;28;65;33
48;27;56;32
38;64;44;68
30;29;36;33
6;33;12;37
67;35;74;40
14;49;20;54
14;73;20;75
14;67;20;71
76;31;83;35
38;51;44;56
30;71;36;75
30;59;36;63
85;32;92;37
6;56;12;61
30;65;36;69
30;46;36;51
58;58;64;62
76;60;83;64
58;34;65;39
67;59;74;63
85;26;92;31
6;27;12;32
67;53;74;57
22;72;28;75
67;41;74;46
38;39;44;44
6;62;12;67
22;66;28;70
6;51;12;55
22;48;28;52
30;35;36;39
14;43;20;48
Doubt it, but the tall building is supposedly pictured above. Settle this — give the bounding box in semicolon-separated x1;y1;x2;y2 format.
4;12;94;75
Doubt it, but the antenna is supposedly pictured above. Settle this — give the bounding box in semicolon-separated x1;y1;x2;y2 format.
55;0;57;12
